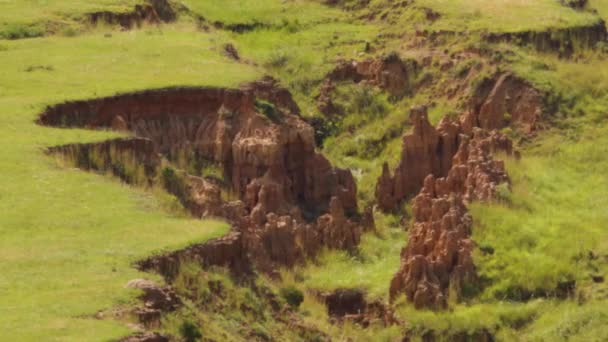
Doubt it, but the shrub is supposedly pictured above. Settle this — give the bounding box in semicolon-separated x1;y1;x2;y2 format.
307;116;338;147
179;321;202;342
495;183;512;203
280;286;304;309
255;99;282;123
1;23;43;40
266;50;289;68
281;18;301;33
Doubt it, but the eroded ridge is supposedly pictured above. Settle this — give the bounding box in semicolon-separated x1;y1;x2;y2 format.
385;107;515;309
40;78;364;278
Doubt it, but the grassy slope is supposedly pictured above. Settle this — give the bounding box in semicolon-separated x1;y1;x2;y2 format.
183;0;380;114
0;0;144;38
414;0;598;32
589;0;608;21
425;0;598;31
296;213;404;300
2;0;608;341
0;26;259;341
181;0;339;26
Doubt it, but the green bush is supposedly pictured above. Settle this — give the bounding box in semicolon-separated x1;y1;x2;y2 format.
179;321;202;342
255;99;282;123
280;286;304;309
1;23;44;40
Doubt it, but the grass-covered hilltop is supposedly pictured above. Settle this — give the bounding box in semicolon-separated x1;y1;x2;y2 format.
2;0;608;341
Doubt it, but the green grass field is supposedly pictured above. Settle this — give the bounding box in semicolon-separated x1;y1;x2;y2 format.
364;0;602;39
0;0;145;38
3;0;608;341
0;27;258;340
181;0;343;26
295;212;404;300
418;0;600;32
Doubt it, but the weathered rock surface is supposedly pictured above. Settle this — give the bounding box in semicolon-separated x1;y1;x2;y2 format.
390;184;474;309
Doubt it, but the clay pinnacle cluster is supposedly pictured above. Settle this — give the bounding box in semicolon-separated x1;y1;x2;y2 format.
383;106;516;309
375;71;539;213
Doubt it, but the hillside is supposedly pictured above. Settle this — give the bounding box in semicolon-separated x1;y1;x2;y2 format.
1;0;607;341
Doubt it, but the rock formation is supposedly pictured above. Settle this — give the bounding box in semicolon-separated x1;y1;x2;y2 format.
387;112;515;309
375;106;462;211
41;78;350;214
42;78;362;277
376;103;517;212
390;191;473;309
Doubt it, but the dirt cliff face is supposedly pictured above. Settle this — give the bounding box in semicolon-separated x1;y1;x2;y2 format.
41;78;361;276
484;20;607;57
468;73;544;133
46;137;160;184
40;78;355;216
86;0;176;29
